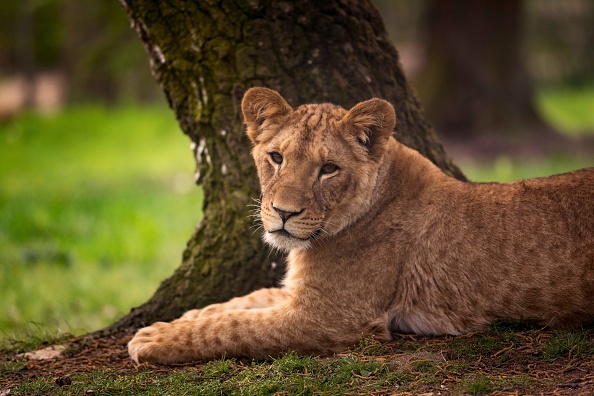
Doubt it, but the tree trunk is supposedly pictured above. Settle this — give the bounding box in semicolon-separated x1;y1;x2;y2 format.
418;0;546;138
108;0;464;333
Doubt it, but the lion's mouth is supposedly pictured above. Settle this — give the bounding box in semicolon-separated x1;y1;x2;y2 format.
269;228;320;241
264;227;323;251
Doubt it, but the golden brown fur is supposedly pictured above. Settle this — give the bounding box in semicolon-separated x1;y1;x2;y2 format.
128;87;594;364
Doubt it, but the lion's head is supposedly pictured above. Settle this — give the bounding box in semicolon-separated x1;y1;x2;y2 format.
242;87;396;252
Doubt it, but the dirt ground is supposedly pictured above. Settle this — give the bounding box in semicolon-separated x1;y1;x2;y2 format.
1;330;138;389
2;327;594;395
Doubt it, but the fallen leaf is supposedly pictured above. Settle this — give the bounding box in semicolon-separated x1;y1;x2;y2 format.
22;345;66;361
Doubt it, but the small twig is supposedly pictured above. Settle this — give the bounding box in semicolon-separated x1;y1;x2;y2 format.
493;342;515;357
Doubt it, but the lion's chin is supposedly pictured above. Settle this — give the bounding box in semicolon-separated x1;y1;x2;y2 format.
263;230;313;252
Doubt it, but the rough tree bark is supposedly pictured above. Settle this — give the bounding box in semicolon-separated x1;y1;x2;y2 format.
418;0;547;138
109;0;464;332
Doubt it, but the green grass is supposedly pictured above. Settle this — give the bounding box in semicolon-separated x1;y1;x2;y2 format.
0;106;202;337
0;321;71;353
5;351;408;395
3;330;584;394
461;154;593;183
542;329;594;361
463;374;494;396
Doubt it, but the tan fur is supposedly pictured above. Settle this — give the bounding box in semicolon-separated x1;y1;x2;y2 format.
128;87;594;364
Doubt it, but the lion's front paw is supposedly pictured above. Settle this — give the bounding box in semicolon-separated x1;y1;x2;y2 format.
128;322;190;365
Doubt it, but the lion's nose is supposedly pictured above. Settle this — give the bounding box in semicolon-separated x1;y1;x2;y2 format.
273;206;303;223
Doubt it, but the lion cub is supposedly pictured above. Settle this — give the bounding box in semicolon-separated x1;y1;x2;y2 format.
128;87;594;364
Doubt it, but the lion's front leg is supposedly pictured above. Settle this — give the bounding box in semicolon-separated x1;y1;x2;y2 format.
128;304;347;364
175;287;288;321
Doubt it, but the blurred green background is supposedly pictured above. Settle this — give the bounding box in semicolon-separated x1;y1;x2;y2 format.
0;107;201;337
0;0;592;339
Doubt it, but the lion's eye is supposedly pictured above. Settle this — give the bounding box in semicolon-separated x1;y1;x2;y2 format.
320;163;339;176
270;152;283;165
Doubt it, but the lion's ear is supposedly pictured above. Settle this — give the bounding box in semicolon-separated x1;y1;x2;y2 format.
342;98;396;158
242;87;293;144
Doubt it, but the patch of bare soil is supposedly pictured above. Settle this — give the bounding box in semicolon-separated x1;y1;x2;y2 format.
1;330;136;389
1;328;593;394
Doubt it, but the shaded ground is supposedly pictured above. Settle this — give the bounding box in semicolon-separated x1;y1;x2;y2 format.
2;326;593;395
